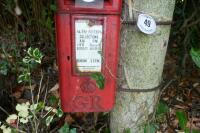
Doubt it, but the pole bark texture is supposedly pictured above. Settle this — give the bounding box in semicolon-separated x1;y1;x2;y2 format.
110;0;175;132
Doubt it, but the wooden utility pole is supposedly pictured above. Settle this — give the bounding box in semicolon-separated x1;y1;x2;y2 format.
110;0;176;132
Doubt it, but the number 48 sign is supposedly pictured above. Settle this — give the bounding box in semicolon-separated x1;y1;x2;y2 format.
137;14;156;34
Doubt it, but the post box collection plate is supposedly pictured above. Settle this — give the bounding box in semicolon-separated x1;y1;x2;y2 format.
75;19;103;73
55;0;122;112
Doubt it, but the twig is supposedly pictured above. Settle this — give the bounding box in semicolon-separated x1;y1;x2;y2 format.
0;106;9;116
36;70;44;104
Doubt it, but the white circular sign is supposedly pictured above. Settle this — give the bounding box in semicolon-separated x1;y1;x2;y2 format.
137;14;156;34
82;0;95;2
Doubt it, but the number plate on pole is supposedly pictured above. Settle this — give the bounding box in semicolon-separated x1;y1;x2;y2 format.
137;14;156;34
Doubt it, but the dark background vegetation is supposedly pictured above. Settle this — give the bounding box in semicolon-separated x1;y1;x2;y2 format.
0;0;199;132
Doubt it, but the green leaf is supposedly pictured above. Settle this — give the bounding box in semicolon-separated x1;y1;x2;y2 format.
0;60;9;75
156;101;169;115
56;108;64;118
25;47;43;64
144;123;157;133
45;115;54;126
58;123;70;133
49;95;58;105
27;47;34;57
22;56;32;64
123;128;131;133
91;73;100;80
35;102;45;112
50;4;57;11
17;71;31;83
185;128;200;133
96;80;104;89
191;129;200;133
90;73;105;89
103;128;111;133
18;32;26;41
176;110;187;130
190;47;200;68
70;128;77;133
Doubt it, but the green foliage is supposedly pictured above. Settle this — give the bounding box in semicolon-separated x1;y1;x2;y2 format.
58;123;77;133
190;47;200;68
17;69;30;83
46;115;54;126
90;73;105;89
0;101;64;132
176;110;187;130
0;43;21;75
185;128;200;133
49;95;59;106
56;107;64;118
35;102;45;113
171;0;200;72
0;60;9;75
156;101;169;115
144;123;158;133
18;47;43;83
18;32;26;41
123;128;131;133
175;110;200;133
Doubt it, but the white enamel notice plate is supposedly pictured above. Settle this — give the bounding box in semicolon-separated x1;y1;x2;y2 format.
75;20;103;73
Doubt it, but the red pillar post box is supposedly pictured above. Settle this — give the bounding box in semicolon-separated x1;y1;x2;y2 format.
55;0;122;112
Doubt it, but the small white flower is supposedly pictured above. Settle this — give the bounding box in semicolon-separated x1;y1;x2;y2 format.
0;124;6;130
16;103;29;112
18;111;29;118
30;104;38;111
16;103;29;118
6;114;18;124
14;5;22;16
2;127;12;133
19;118;28;124
26;102;30;106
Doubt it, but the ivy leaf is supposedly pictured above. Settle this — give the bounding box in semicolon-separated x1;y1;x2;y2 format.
96;80;104;89
90;73;104;81
27;47;34;57
45;115;54;126
56;108;64;118
33;48;43;64
22;56;32;64
176;110;187;130
90;73;105;90
17;70;31;83
58;123;70;133
156;101;169;115
190;47;200;68
49;95;58;105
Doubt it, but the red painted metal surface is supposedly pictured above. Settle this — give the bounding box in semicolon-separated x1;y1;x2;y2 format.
55;0;122;112
57;0;122;14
